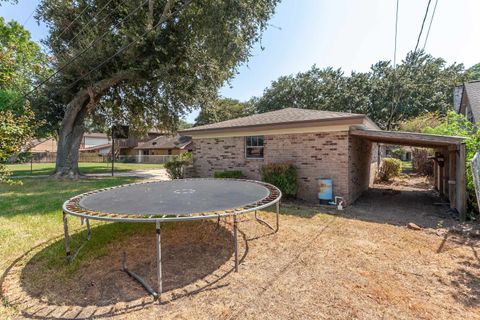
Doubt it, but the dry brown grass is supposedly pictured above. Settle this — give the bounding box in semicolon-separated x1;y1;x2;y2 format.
2;204;480;320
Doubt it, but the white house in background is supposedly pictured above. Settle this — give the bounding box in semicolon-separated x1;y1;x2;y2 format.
80;133;110;148
79;143;112;156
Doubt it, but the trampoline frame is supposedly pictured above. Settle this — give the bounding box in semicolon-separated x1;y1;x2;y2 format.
62;178;281;300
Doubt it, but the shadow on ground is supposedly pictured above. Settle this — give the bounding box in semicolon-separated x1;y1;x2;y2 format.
345;185;458;229
2;220;237;319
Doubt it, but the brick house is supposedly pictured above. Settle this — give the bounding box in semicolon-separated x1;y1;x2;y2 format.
180;107;467;215
180;108;380;205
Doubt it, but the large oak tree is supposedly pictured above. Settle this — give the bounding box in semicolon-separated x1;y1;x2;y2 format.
30;0;278;178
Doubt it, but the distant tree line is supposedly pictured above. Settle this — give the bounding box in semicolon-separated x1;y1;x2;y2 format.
197;52;477;130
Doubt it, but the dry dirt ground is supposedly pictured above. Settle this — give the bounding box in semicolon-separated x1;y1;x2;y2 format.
2;176;480;320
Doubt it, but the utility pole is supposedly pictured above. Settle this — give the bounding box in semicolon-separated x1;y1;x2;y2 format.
111;133;115;177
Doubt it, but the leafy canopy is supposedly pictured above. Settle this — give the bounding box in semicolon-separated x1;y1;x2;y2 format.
0;107;36;184
34;0;279;134
252;51;466;130
0;17;49;114
195;98;252;126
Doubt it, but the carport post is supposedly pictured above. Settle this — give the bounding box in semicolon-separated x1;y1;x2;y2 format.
448;147;457;209
156;221;163;299
456;143;467;221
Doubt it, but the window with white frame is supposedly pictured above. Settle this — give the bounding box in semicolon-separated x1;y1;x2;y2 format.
245;136;264;159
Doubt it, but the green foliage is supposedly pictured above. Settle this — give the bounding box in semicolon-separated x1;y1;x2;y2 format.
253;51;466;130
33;0;279;134
423;111;480;212
379;158;402;182
261;163;298;197
195;98;252;126
214;170;243;179
399;112;442;133
164;152;192;179
0;17;49;93
411;148;434;176
0;107;36;184
467;63;480;80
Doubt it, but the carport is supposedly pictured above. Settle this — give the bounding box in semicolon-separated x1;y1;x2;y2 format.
350;125;467;220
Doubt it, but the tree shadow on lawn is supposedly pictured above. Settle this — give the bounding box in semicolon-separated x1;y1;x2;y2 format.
2;220;237;319
344;187;459;229
437;233;480;307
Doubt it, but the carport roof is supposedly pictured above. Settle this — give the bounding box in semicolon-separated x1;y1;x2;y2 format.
350;126;465;148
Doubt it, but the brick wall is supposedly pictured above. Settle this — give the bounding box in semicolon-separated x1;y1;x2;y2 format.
191;131;351;203
348;135;375;203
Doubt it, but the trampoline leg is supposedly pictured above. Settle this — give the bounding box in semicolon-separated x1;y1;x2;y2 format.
275;201;280;232
86;218;91;241
156;221;163;300
254;204;280;233
62;212;71;261
233;215;238;272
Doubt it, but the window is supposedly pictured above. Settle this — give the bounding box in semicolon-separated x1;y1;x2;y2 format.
245;136;264;159
167;149;172;155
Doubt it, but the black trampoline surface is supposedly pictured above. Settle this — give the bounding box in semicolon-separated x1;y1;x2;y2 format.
78;179;271;215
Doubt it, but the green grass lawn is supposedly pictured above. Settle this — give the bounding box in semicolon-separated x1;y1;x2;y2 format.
0;177;141;272
0;176;321;318
6;162;164;177
401;160;413;172
0;177;153;317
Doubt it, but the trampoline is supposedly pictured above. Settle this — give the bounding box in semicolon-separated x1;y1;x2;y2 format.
62;178;281;300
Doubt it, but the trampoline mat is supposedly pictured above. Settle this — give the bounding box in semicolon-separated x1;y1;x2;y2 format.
78;179;271;215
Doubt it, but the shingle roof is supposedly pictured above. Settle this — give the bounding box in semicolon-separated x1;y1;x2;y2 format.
135;135;192;150
181;108;367;133
464;81;480;121
350;125;464;148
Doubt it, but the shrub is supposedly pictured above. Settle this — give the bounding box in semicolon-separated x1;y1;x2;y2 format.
378;158;402;182
214;170;243;179
412;148;434;176
261;163;298;197
164;153;192;179
423;111;480;215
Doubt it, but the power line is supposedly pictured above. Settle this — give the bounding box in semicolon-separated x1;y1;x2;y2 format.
22;10;35;27
5;0;149;110
414;0;432;54
56;4;91;39
422;0;439;51
393;0;399;68
63;0;118;51
65;0;192;92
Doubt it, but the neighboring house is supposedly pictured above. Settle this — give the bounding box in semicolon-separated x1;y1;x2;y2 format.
134;134;192;156
454;80;480;123
180;107;467;215
79;143;112;156
80;133;110;149
117;130;163;155
29;138;57;153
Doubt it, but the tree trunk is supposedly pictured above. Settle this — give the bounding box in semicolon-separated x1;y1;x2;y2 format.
53;70;138;178
54;97;89;178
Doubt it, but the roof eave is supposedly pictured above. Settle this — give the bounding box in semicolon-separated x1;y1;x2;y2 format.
179;115;367;135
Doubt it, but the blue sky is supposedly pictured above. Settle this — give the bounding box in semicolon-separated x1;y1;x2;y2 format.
2;0;480;122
